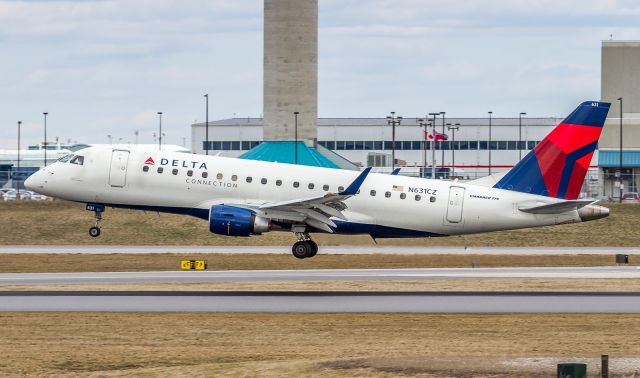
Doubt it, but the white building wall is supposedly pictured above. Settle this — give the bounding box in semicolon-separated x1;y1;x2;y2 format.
191;117;591;179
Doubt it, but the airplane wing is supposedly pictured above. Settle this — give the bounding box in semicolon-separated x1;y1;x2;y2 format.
518;200;595;214
227;167;372;233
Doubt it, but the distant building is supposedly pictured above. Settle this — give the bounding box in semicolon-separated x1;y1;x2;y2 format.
191;116;575;179
599;40;640;198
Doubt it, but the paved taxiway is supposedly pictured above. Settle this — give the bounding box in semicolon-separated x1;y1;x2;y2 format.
1;245;639;255
1;291;639;312
0;267;639;286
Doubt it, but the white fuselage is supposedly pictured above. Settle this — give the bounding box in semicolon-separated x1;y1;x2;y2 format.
26;146;586;237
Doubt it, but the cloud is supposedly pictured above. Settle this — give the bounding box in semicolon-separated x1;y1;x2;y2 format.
1;0;639;148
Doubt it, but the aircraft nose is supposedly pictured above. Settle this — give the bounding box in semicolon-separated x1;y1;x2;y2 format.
24;170;44;192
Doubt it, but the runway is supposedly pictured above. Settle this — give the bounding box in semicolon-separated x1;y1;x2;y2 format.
1;267;639;286
1;245;638;255
1;291;639;312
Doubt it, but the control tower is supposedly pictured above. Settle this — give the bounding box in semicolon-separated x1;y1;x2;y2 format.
263;0;318;144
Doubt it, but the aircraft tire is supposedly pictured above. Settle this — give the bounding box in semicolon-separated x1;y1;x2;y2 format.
307;240;318;258
292;241;311;259
89;227;101;238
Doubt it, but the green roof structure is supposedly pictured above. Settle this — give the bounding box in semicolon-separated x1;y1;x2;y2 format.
239;141;340;169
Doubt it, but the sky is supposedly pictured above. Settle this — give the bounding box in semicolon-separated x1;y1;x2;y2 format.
1;0;640;149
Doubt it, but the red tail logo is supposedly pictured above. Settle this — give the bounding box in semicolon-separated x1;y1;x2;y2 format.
144;157;155;165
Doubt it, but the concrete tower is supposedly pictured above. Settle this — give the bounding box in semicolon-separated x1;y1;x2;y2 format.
263;0;318;144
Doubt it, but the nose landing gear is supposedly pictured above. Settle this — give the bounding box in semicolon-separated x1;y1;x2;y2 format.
86;203;105;238
89;211;102;237
292;232;318;259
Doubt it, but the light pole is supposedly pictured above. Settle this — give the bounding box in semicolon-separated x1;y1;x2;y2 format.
488;111;493;175
134;130;139;145
618;97;623;202
17;121;21;199
440;111;446;173
519;112;526;161
43;112;48;167
294;111;299;165
447;123;460;177
157;112;163;150
417;118;429;177
386;112;403;170
428;112;440;176
107;135;112;145
204;94;209;155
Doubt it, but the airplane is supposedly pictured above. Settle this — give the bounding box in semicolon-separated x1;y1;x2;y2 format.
25;101;611;259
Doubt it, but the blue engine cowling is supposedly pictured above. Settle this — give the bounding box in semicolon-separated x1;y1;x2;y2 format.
209;205;270;236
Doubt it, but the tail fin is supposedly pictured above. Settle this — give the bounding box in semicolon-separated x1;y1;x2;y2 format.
494;101;610;199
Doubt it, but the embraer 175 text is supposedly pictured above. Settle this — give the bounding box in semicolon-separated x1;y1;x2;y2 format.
26;101;611;258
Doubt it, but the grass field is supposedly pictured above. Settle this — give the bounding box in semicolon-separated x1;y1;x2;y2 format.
1;313;638;377
0;253;636;273
4;279;640;292
1;200;639;246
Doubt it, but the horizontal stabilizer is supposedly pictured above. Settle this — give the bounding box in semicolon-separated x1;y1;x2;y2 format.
518;200;594;214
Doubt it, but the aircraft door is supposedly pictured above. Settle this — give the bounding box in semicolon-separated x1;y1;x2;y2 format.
446;186;465;223
109;150;130;187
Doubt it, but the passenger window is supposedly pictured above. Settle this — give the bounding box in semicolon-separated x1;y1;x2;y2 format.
69;155;84;165
293;181;300;188
217;173;223;180
430;196;436;203
261;178;267;184
370;190;376;196
202;172;208;179
385;191;391;198
276;179;282;186
231;175;238;181
400;193;406;199
187;170;193;177
246;176;252;183
308;183;314;190
172;169;178;175
142;166;149;172
415;194;421;201
157;167;163;174
323;184;329;191
338;186;344;192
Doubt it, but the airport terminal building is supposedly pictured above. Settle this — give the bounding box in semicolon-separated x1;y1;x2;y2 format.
192;116;568;178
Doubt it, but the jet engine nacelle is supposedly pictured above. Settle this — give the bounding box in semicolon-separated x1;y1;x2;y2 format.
209;205;270;236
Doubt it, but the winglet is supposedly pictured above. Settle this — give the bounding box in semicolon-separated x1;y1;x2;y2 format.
339;167;372;196
391;168;401;175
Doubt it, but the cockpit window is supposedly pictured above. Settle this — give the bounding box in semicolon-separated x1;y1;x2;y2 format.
58;154;74;163
69;155;84;165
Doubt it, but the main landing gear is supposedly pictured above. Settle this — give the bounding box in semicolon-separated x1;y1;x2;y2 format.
292;232;318;259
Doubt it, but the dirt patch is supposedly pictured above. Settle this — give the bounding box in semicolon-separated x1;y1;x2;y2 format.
1;200;639;246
